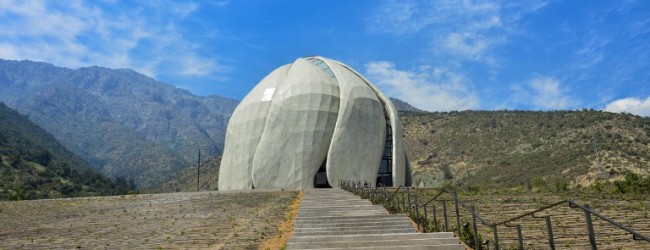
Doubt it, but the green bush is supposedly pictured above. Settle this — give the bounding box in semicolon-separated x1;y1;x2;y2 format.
613;172;650;195
460;221;485;250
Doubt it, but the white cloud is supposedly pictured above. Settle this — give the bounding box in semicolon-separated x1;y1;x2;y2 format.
179;54;229;77
0;0;227;81
511;76;578;110
604;97;650;117
0;43;19;60
370;0;545;63
443;32;489;59
370;0;501;35
365;61;479;111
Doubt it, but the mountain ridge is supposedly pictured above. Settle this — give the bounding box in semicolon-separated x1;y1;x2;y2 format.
0;102;129;200
0;59;238;190
390;97;423;112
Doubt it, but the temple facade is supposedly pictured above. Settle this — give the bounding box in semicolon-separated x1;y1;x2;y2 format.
218;56;412;190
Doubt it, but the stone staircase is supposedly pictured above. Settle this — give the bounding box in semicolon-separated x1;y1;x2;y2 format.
287;189;466;250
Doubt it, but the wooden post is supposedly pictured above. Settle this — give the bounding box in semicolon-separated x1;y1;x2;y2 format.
197;149;201;192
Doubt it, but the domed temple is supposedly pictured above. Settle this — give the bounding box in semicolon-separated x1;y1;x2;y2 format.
218;56;412;190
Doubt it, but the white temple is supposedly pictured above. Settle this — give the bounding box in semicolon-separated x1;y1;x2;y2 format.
218;56;412;190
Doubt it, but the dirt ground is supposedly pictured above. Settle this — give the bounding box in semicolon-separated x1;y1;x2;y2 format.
0;190;298;249
259;191;302;250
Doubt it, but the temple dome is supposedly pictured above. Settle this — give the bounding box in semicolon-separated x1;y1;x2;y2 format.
218;56;412;190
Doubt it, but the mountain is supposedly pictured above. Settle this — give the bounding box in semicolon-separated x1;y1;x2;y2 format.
390;98;423;112
402;110;650;190
0;102;130;200
0;59;238;190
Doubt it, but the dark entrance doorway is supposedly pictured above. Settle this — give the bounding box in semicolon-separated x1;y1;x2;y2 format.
314;161;331;188
377;119;393;187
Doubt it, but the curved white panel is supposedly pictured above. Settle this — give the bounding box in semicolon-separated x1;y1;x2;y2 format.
321;57;386;188
251;58;339;189
218;64;290;190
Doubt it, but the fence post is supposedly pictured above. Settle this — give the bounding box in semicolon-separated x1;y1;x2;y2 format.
545;216;555;250
414;194;420;231
516;225;524;250
393;196;398;212
433;204;438;232
407;187;411;213
423;204;429;233
443;201;449;231
454;193;461;239
492;225;500;250
471;206;480;250
584;206;597;250
415;194;420;218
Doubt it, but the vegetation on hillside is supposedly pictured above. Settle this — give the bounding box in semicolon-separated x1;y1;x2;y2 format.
402;110;650;192
0;103;132;200
159;156;221;193
0;59;238;190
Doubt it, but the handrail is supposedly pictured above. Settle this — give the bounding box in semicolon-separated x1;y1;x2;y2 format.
386;185;402;201
567;200;650;242
454;193;491;226
339;181;650;249
344;182;650;249
488;199;650;242
489;199;567;227
421;189;446;206
418;189;491;225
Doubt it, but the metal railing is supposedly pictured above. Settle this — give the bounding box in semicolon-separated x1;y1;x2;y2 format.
340;180;650;250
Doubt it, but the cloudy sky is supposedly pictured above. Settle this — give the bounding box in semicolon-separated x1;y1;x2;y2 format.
1;0;649;115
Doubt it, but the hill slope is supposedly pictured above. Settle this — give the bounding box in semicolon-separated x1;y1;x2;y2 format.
0;103;128;200
390;97;422;112
159;156;221;193
0;59;238;190
402;110;650;189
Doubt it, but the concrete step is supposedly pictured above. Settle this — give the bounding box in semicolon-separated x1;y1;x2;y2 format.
297;211;388;217
287;244;465;250
287;238;462;249
295;224;415;233
300;201;374;204
296;214;407;222
296;215;410;222
298;207;382;212
301;201;380;205
293;228;417;237
295;219;413;228
302;201;372;205
288;188;465;250
288;232;456;243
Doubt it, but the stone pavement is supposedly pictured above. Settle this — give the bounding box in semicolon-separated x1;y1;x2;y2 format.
287;189;466;250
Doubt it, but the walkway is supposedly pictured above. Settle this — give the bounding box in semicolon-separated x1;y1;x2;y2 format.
287;189;465;250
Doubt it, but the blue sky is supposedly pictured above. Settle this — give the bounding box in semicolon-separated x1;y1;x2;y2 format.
1;0;649;115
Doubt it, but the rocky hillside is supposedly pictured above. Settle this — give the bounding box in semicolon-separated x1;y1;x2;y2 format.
402;110;650;189
390;98;422;112
0;103;129;200
0;59;238;190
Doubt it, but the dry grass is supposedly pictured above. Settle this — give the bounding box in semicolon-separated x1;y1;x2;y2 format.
0;190;297;249
259;191;303;250
409;189;650;249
